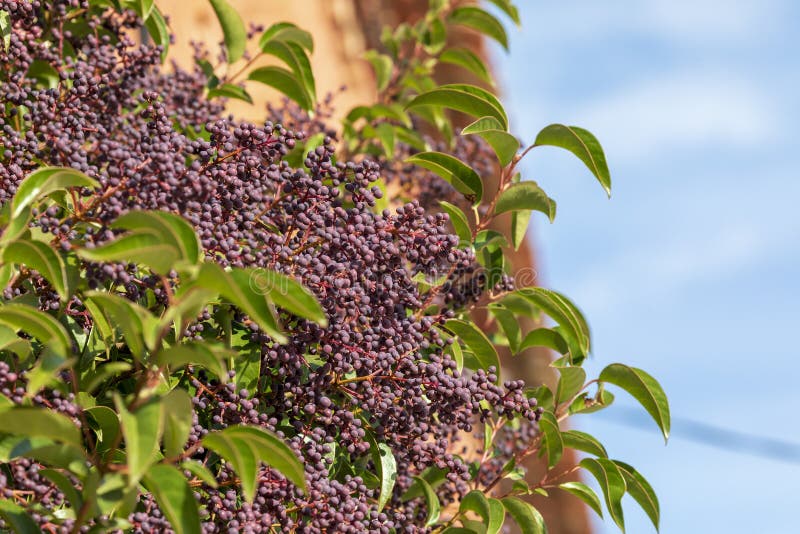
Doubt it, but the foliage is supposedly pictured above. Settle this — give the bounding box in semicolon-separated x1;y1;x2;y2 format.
0;0;668;532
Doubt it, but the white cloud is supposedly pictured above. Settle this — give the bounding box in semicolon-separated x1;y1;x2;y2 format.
570;72;776;160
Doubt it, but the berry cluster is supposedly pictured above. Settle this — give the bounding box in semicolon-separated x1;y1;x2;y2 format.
0;2;541;532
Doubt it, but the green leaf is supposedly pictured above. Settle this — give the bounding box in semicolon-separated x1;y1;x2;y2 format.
369;438;397;512
208;0;246;63
580;458;626;531
0;499;39;534
41;468;84;511
11;167;98;220
537;411;563;469
0;407;82;446
445;319;500;381
180;459;219;488
247;268;327;326
569;389;615;415
405;151;482;203
85;405;121;452
518;328;568;354
449;7;509;50
555;366;586;405
202;425;306;502
486;0;521;25
375;122;396;158
534;124;611;197
259;22;313;52
494;181;556;222
558;481;603;518
510;209;532;250
460;490;490;523
527;385;554;411
412;475;440;527
502;497;546;534
487;497;506;534
438;200;472;244
2;238;74;301
84;292;158;360
144;7;170;61
248;66;313;111
112;210;201;267
143;464;201;534
156;342;230;381
161;388;193;458
613;461;660;531
489;304;521;354
365;50;393;92
461;116;519;166
422;17;447;54
207;83;253;104
132;0;155;20
77;232;178;275
0;303;71;355
599;363;670;442
196;263;286;343
561;430;608;458
116;396;164;487
261;40;316;104
439;48;493;85
1;10;11;52
0;324;31;359
514;288;591;359
406;84;508;130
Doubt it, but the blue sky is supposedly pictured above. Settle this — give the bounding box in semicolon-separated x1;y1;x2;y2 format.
494;1;800;532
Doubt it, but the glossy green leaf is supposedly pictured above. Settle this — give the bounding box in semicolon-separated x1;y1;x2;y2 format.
2;238;74;301
143;464;202;534
248;268;327;326
112;210;201;267
261;39;316;103
11;167;98;220
569;389;615;415
375;122;396;158
514;287;591;358
0;499;39;534
202;425;306;502
144;7;169;61
196;263;286;343
489;304;521;354
207;83;253;103
422;17;447;54
25;348;72;395
599;363;670;442
161;388;193;458
494;181;556;222
518;328;568;354
180;459;219;488
84;291;158;360
438;200;472;244
449;7;509;50
365;50;393;92
406;84;508;130
41;468;83;511
369;438;397;512
461;116;519;166
502;497;546;534
0;324;31;359
0;303;71;355
156;342;230;381
559;481;603;518
0;407;81;446
555;366;586;405
561;430;608;458
209;0;246;63
85;405;121;452
259;22;313;52
248;66;313;111
116;396;164;487
460;490;490;523
580;458;626;531
538;411;563;468
613;461;660;531
487;497;506;534
405;151;482;203
510;209;532;250
78;232;177;274
486;0;521;25
0;10;11;52
446;319;500;381
412;475;440;527
439;48;493;85
526;385;554;411
534;124;611;197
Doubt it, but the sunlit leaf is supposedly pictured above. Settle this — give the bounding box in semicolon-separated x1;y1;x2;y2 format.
559;481;603;518
405;151;482;203
406;84;508;130
502;497;546;534
534;124;611;197
208;0;246;63
143;464;202;534
599;363;670;442
448;7;509;50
